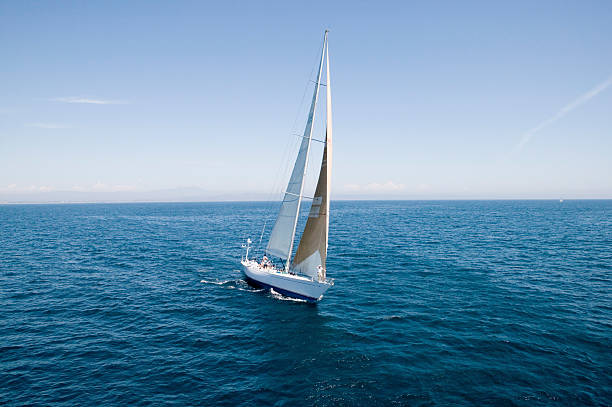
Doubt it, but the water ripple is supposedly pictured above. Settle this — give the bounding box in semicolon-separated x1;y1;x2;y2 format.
1;201;611;405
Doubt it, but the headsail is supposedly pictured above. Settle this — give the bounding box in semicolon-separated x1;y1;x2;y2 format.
266;34;326;262
293;32;332;280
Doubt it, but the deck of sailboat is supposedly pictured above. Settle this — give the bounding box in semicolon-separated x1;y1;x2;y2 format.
241;259;321;283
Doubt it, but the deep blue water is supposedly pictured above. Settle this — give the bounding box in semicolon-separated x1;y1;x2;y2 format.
1;200;611;406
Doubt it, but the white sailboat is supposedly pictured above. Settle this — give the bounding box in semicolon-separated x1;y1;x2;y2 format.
241;31;334;302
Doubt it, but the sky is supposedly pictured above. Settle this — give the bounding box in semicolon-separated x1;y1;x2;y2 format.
1;0;611;202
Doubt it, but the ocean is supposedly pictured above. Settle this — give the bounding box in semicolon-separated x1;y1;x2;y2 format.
1;200;610;405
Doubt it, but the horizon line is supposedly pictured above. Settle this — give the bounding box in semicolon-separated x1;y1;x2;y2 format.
1;197;611;205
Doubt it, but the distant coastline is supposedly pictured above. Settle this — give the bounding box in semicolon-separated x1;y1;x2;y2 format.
2;197;611;205
2;186;611;205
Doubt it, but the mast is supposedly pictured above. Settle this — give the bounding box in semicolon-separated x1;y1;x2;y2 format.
323;29;332;279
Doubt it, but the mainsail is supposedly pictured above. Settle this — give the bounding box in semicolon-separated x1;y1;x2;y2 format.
293;36;332;279
266;34;326;262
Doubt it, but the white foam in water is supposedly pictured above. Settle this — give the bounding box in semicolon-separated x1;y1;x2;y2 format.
201;276;305;300
200;278;266;293
269;288;308;303
237;286;265;292
200;279;233;285
382;315;403;321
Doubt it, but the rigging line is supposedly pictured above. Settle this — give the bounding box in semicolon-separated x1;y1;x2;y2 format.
258;77;308;255
261;83;314;255
259;42;322;255
295;134;326;143
258;220;267;247
289;43;321;137
258;159;288;255
256;157;283;255
257;125;299;256
310;80;327;86
265;45;321;213
285;191;315;200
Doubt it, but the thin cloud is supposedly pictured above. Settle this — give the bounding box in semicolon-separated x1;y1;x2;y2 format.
0;184;54;192
25;123;71;129
51;96;129;105
515;74;612;151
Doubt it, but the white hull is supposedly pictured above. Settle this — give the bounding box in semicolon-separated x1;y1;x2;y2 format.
241;259;333;302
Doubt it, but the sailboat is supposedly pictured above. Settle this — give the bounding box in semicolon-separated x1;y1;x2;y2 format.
241;31;334;302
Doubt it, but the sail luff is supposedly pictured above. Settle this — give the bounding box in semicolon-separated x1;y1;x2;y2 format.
265;32;327;263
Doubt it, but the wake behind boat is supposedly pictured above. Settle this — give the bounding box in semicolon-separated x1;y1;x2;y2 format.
241;31;334;302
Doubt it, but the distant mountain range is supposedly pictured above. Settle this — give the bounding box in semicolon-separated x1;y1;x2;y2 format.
0;187;278;204
2;187;610;204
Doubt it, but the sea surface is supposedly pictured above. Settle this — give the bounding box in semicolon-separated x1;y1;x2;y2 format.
1;200;610;406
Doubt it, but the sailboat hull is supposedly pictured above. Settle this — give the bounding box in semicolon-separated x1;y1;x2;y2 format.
241;260;333;302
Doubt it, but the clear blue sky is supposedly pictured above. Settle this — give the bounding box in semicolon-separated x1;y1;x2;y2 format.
1;0;611;201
